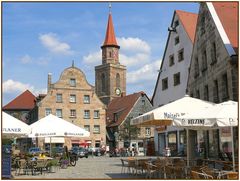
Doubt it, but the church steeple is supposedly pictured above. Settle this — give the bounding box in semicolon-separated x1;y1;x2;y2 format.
95;4;126;105
101;8;120;65
102;13;119;48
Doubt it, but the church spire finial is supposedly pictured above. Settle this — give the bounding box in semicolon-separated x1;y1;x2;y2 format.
109;2;112;14
72;60;74;67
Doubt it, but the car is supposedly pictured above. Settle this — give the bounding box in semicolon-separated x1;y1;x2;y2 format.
28;147;41;155
51;147;64;157
71;147;89;158
94;148;105;156
78;147;89;158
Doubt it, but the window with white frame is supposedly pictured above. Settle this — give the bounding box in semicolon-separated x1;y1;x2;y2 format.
145;128;151;136
56;93;62;103
69;94;76;103
70;78;76;87
84;110;90;119
93;125;100;134
45;108;52;116
56;109;62;118
70;109;76;118
84;95;90;104
94;110;100;119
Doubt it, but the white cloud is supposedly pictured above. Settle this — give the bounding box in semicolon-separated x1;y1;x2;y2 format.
120;53;150;67
19;54;50;66
83;50;101;64
39;33;74;55
117;37;151;54
20;54;32;64
83;37;152;68
127;60;161;84
3;79;47;96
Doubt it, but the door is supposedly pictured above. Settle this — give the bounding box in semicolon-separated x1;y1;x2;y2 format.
158;133;166;156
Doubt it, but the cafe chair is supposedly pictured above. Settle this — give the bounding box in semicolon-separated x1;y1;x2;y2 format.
15;159;28;176
120;159;128;174
145;162;158;179
32;160;49;175
191;170;213;179
218;171;238;179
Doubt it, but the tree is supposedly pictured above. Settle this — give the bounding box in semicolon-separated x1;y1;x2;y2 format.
118;117;140;144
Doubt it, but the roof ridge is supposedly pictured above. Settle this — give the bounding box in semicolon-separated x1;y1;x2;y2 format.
175;9;198;15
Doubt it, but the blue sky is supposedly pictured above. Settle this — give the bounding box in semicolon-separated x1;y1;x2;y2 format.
2;2;199;105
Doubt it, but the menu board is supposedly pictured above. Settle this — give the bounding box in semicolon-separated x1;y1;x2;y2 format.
2;145;12;179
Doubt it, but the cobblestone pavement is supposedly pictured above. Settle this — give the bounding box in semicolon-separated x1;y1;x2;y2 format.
12;156;146;179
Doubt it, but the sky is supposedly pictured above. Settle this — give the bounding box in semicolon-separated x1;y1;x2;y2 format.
2;2;199;105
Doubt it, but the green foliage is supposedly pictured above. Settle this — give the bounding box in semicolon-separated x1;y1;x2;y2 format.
2;138;13;145
48;159;59;167
118;118;140;142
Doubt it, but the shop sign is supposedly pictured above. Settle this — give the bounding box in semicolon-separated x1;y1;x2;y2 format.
163;112;185;119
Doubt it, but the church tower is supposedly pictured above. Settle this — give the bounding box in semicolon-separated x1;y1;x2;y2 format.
95;8;126;105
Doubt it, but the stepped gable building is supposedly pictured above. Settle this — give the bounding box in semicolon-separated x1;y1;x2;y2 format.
152;10;198;108
106;92;153;154
187;2;238;102
36;64;106;149
3;90;36;124
150;10;198;156
95;11;126;106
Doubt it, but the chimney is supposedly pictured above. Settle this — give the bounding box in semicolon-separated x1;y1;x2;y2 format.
47;73;52;92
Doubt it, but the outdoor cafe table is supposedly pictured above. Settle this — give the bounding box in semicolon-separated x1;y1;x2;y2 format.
33;156;53;160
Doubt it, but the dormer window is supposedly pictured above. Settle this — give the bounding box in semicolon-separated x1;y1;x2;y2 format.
70;78;76;87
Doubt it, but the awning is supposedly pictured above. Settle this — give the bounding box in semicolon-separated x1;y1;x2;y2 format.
45;137;65;143
131;95;214;127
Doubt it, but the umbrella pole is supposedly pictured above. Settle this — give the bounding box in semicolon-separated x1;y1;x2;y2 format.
230;126;235;172
187;128;189;168
50;137;52;157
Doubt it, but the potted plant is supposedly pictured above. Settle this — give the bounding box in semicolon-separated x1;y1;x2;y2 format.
47;159;59;172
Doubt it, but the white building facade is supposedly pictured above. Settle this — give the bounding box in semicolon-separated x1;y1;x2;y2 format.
151;10;198;155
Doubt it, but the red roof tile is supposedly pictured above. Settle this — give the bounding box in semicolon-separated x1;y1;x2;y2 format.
103;13;118;47
176;10;198;43
106;92;145;127
3;90;36;110
212;2;238;53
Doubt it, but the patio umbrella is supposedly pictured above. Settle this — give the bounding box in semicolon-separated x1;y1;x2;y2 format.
29;114;90;155
173;100;238;171
2;112;31;137
130;95;215;126
29;114;90;138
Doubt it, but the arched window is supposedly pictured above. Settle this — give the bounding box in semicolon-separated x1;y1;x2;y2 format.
116;73;120;88
101;73;106;93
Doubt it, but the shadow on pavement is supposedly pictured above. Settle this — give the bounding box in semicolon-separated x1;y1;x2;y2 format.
105;173;145;179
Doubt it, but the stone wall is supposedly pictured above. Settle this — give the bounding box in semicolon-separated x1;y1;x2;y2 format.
187;3;238;102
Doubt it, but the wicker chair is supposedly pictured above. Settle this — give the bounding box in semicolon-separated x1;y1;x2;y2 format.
191;170;213;179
